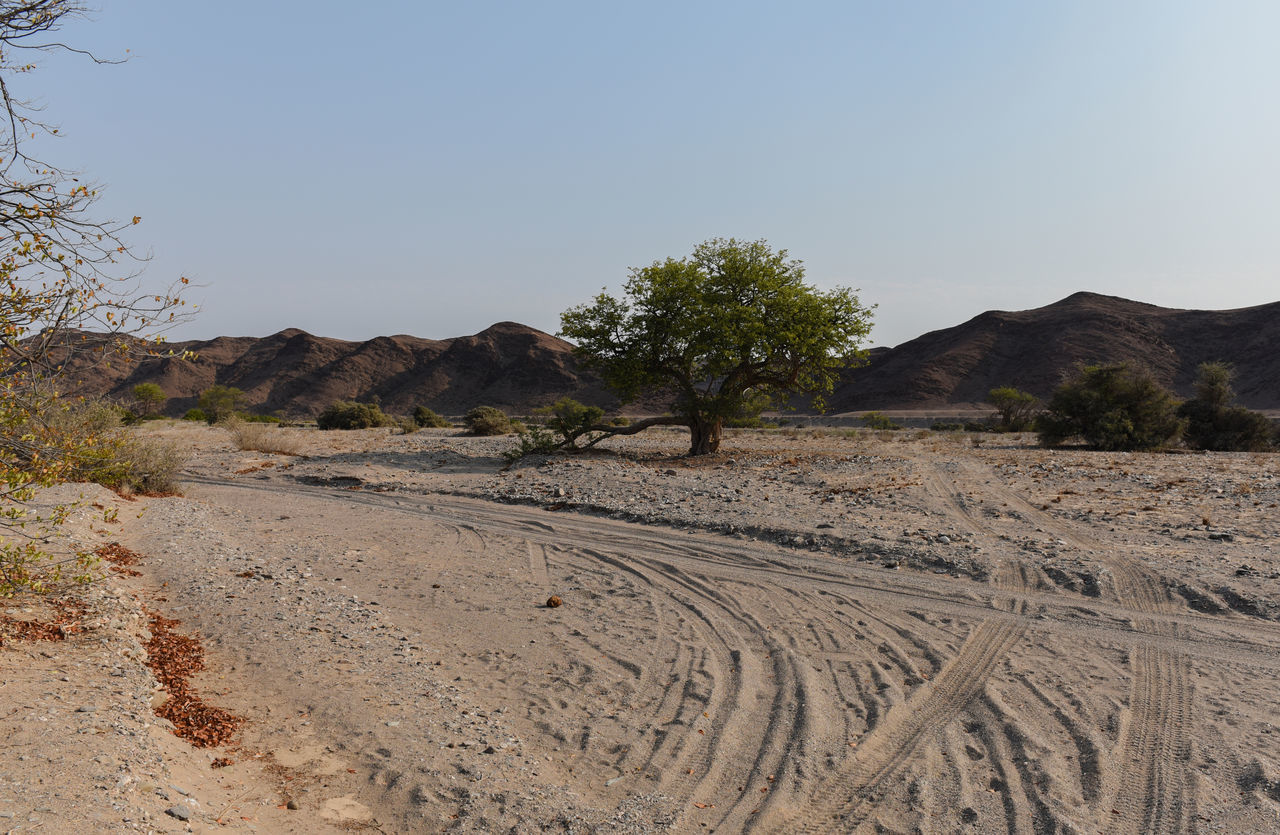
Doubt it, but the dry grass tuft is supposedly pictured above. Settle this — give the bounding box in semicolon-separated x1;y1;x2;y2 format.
225;418;304;456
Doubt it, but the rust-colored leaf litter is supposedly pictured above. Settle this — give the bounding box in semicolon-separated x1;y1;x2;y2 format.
144;610;244;748
95;542;142;576
0;598;87;645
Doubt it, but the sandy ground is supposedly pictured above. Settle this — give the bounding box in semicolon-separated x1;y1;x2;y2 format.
4;422;1280;833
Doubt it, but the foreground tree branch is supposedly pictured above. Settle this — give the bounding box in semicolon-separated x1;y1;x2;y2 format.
0;1;193;594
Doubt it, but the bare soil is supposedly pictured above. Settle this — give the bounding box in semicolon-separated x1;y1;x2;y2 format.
4;423;1280;833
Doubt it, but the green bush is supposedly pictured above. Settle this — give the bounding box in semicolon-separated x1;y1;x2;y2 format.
859;411;901;430
537;398;604;446
197;385;245;424
182;408;207;422
502;425;561;462
988;386;1038;431
413;405;452;428
610;416;631;427
1038;363;1185;451
463;406;515;436
316;401;396;430
1180;362;1275;451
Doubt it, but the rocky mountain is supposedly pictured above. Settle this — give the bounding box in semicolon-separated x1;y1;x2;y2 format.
58;292;1279;418
827;292;1280;411
61;322;617;418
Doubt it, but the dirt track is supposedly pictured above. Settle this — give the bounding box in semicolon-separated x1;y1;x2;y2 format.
6;425;1280;832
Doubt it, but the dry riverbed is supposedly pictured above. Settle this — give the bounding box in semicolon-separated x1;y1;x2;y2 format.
3;423;1280;833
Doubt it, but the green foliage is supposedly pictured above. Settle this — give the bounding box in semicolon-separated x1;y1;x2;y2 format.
316;401;396;430
182;408;207;422
988;386;1038;431
610;416;631;427
237;413;281;424
464;406;516;436
197;385;245;425
560;237;874;455
131;382;166;417
502;425;561;463
1038;364;1185;451
1180;363;1275;451
536;398;605;447
413;405;452;428
859;411;901;430
505;398;612;462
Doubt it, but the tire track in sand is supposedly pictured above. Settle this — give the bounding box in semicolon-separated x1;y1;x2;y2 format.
764;460;1035;832
947;457;1196;833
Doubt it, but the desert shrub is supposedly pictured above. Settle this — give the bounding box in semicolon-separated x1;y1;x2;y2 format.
505;399;609;461
36;399;186;496
413;406;452;428
182;408;207;422
502;425;561;463
1038;363;1185;451
96;433;188;495
963;421;992;432
1179;363;1275;452
860;411;901;430
464;406;515;436
224;417;303;456
316;401;396;430
537;398;605;446
197;385;245;425
610;416;631;427
988;386;1038;431
930;421;964;432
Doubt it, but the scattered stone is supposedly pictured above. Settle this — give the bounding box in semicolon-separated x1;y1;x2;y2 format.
164;805;191;821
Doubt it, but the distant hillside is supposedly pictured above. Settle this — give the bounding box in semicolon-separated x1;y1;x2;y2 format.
60;322;617;418
56;292;1279;418
828;292;1280;411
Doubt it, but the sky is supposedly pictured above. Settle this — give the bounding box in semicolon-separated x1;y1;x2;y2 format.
23;1;1280;347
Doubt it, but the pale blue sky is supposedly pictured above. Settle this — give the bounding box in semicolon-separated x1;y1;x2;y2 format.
27;1;1280;347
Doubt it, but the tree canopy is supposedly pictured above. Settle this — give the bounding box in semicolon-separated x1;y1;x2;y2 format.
1037;363;1185;451
560;238;873;455
1179;362;1276;451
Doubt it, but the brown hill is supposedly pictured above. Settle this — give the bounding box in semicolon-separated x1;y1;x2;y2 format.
56;292;1279;419
61;322;617;418
828;292;1280;411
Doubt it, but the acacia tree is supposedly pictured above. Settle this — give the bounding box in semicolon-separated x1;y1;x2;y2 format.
988;386;1038;431
1179;362;1275;451
560;238;873;455
131;382;166;417
0;2;191;594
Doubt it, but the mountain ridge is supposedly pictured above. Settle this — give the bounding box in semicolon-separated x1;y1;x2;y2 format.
61;293;1279;416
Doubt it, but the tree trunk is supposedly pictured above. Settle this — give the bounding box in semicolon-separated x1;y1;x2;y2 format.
688;417;722;455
